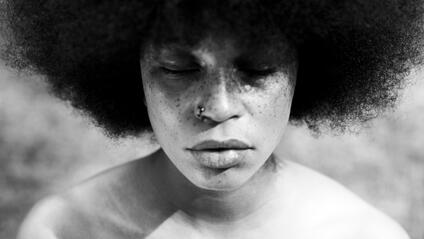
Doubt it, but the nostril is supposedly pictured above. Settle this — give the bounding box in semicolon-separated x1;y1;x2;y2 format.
195;86;243;123
199;114;219;125
198;109;241;124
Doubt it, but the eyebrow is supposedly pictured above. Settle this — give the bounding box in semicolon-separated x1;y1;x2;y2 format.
154;48;199;65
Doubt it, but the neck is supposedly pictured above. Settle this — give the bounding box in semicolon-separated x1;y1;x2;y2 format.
150;149;284;224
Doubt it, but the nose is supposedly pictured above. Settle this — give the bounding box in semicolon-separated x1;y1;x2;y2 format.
197;77;243;124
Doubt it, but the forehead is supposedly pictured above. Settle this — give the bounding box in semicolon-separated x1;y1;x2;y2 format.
144;33;295;64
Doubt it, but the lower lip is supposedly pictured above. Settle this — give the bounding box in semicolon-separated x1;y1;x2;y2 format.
188;149;250;169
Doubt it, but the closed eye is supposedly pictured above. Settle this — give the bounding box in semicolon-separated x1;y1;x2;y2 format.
239;68;277;77
160;67;200;75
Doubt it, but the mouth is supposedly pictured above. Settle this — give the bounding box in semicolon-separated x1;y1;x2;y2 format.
188;139;254;151
186;139;254;169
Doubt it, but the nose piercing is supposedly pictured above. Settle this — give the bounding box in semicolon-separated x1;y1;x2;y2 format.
195;105;206;120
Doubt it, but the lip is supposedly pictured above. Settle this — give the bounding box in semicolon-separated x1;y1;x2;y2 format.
188;139;254;151
186;139;254;169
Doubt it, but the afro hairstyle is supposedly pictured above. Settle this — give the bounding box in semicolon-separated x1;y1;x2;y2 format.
2;0;424;137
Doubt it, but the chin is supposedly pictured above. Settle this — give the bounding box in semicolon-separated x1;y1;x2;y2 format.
190;166;251;192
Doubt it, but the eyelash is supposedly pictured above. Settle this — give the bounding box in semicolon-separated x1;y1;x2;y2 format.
239;68;277;77
160;67;200;75
159;67;277;80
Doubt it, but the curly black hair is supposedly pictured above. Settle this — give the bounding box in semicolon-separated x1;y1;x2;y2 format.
2;0;423;137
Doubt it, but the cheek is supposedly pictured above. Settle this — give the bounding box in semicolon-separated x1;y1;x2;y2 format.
142;74;174;137
142;76;197;143
249;76;293;120
245;76;294;140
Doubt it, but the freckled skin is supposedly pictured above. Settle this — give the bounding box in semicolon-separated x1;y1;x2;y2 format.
140;36;297;191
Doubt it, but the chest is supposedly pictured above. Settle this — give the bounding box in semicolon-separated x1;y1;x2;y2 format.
144;210;313;239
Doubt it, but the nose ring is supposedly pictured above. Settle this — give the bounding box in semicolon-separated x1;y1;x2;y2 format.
195;105;206;120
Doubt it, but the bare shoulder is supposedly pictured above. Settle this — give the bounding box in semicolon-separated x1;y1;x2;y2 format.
17;196;69;239
283;160;410;239
309;207;411;239
17;155;156;239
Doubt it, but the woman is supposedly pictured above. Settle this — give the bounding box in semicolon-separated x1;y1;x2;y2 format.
3;0;423;238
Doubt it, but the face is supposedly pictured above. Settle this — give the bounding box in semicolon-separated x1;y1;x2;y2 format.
140;35;297;191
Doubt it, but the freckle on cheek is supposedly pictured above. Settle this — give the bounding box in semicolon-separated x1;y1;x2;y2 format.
258;106;264;115
175;97;181;108
186;114;192;122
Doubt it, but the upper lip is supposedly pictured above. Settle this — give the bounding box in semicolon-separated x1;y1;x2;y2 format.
188;139;254;151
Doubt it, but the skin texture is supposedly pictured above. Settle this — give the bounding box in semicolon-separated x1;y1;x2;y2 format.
140;35;296;191
17;159;411;239
15;21;412;239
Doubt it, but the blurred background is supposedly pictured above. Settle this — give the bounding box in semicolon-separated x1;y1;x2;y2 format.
0;60;423;239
